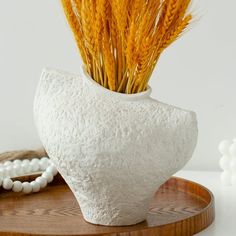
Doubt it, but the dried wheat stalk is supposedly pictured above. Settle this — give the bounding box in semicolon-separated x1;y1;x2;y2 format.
61;0;193;94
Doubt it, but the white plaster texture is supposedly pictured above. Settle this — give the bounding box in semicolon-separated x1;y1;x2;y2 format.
34;68;198;226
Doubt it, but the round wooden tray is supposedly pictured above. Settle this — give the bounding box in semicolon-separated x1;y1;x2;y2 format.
0;174;214;236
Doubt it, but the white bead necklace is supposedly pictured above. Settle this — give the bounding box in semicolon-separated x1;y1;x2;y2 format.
0;157;58;194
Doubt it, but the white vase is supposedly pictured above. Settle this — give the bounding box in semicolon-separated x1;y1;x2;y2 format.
34;68;198;226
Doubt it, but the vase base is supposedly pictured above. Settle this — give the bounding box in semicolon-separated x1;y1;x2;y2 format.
78;200;149;226
83;217;146;227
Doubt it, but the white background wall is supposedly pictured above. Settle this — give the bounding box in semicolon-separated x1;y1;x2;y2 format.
0;0;235;171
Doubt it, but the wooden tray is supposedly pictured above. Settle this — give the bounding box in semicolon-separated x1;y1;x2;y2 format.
0;174;214;236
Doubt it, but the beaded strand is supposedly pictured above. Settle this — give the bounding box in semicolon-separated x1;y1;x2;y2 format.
0;157;57;194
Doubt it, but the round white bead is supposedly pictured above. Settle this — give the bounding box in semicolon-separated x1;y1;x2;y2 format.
13;164;24;176
41;157;49;162
30;159;40;172
5;166;14;177
4;161;12;166
36;176;47;188
229;143;236;157
21;163;32;174
39;157;49;171
30;181;41;192
12;181;23;192
221;171;232;186
219;156;231;171
219;140;231;155
22;159;30;165
31;158;39;162
22;182;32;194
3;178;13;190
42;171;53;183
13;159;21;165
0;168;5;178
46;165;58;176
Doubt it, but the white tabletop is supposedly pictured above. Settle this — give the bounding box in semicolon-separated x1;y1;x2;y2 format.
175;170;236;236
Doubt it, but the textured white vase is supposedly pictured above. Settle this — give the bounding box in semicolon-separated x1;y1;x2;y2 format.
34;68;198;226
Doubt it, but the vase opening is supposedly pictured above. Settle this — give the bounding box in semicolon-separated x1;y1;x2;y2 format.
81;66;152;101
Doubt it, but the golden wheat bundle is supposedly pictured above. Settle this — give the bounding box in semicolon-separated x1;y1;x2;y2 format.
61;0;192;94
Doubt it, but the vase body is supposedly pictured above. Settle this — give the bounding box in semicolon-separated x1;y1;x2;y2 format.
34;68;198;226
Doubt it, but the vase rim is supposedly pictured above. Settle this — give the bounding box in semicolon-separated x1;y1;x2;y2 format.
81;67;152;101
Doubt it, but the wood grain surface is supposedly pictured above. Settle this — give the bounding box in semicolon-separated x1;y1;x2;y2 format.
0;174;215;236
